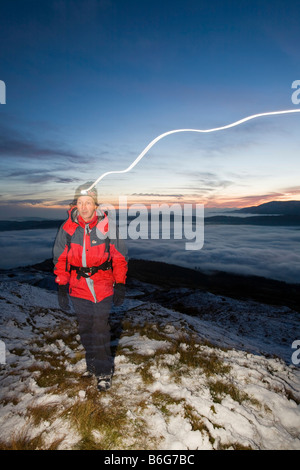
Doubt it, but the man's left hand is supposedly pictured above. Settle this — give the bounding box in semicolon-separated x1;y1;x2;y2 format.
113;283;126;306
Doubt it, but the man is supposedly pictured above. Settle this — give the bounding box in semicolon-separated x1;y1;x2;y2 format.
53;182;128;391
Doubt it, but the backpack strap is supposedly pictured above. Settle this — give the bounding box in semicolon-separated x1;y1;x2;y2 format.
99;211;111;260
104;235;110;258
65;232;72;272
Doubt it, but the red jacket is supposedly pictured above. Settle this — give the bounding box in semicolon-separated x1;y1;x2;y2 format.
53;207;128;303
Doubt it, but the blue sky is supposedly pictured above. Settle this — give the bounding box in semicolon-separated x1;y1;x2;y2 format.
0;0;299;219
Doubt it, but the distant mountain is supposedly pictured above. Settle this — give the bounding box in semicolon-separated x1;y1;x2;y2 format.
231;200;300;216
204;214;300;226
1;201;300;232
0;219;64;232
203;200;300;226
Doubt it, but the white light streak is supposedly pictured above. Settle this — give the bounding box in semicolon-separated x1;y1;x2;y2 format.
83;109;300;193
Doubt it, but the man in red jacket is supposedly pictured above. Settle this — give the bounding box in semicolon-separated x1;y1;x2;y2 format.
53;182;128;391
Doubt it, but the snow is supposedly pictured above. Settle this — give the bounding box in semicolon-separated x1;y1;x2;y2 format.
0;269;299;450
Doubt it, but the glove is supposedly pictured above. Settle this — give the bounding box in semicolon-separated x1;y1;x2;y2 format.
113;283;126;306
58;284;69;310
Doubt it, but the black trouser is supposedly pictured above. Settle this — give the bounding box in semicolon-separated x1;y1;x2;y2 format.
71;295;113;377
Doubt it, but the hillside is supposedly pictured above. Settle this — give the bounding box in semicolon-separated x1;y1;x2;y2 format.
0;260;299;450
204;214;300;226
204;200;300;226
231;200;300;216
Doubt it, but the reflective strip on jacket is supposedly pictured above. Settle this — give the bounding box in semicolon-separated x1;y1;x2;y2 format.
53;207;128;303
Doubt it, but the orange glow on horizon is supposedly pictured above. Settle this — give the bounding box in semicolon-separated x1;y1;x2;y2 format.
23;192;300;213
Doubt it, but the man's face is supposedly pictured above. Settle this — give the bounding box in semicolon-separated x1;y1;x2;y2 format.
77;196;97;222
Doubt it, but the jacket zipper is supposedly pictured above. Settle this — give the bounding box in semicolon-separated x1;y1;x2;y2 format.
83;224;97;303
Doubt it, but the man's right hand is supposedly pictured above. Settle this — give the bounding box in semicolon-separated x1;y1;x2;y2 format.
58;284;69;310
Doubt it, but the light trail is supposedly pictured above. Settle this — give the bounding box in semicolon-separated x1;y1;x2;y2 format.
82;109;300;194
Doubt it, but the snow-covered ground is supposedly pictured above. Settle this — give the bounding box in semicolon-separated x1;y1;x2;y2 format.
0;268;299;450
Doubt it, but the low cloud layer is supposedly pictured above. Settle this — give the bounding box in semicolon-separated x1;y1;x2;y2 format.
125;224;300;284
0;224;299;285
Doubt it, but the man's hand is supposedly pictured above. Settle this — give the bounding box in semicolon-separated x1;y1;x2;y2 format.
58;284;69;310
113;283;126;306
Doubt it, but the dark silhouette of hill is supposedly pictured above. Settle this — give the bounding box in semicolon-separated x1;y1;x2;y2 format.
17;257;300;312
205;214;300;225
0;219;64;231
206;201;300;225
231;200;300;216
127;259;300;312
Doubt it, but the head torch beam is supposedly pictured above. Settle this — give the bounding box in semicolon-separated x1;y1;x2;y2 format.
83;109;300;194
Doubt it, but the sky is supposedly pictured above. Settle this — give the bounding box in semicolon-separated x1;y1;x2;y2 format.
0;0;300;219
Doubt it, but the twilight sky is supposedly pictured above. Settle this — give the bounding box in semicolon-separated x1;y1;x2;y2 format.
0;0;299;219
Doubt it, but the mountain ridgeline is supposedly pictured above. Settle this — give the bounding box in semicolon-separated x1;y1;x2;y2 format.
231;200;300;216
206;200;300;226
0;201;300;231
